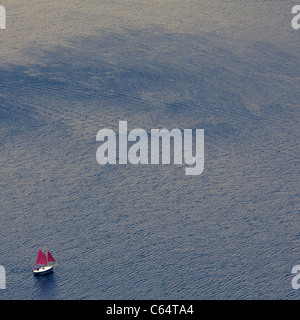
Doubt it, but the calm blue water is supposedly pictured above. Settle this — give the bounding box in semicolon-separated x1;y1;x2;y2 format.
0;1;299;299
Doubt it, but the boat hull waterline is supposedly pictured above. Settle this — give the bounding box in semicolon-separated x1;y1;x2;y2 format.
33;265;54;275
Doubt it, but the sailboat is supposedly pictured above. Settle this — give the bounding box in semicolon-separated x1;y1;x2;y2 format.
33;248;57;275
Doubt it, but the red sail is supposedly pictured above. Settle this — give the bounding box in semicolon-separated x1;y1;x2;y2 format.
47;251;56;263
35;249;47;265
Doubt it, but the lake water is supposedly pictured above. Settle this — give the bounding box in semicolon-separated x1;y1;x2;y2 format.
0;0;299;299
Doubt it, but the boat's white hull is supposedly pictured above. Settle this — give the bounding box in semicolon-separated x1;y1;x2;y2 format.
33;265;53;275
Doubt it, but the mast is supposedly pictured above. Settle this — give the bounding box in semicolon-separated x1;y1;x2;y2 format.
45;247;48;265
